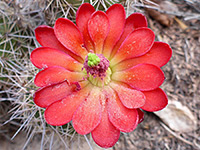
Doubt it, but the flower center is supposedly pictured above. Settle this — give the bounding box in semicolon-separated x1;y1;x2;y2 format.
83;53;111;87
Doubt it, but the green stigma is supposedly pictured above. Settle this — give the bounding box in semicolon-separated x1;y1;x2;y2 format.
87;53;100;67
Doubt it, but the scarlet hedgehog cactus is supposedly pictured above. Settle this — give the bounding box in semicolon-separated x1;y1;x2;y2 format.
30;3;172;148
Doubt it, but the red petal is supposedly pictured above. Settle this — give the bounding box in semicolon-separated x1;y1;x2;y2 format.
30;47;83;71
103;4;125;58
35;25;65;51
110;82;145;109
141;88;168;112
137;109;144;124
130;13;148;29
34;66;85;87
35;25;82;62
72;88;102;135
110;28;155;66
54;18;88;59
107;88;138;132
44;85;91;126
113;41;172;71
88;11;109;54
92;105;120;148
111;13;148;58
112;64;165;91
34;81;78;108
76;3;95;51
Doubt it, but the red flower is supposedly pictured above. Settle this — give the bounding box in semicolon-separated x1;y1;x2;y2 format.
30;3;172;148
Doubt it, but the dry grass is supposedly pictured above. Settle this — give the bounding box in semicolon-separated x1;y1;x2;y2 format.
0;0;199;149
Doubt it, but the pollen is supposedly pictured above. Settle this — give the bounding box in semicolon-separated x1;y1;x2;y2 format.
87;53;100;67
83;53;110;79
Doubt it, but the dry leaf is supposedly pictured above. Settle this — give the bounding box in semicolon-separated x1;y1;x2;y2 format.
146;1;178;27
154;100;198;132
174;17;188;30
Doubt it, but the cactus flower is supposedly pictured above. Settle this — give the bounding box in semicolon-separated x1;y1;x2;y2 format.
30;3;172;148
